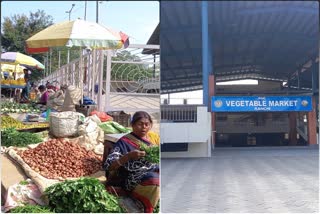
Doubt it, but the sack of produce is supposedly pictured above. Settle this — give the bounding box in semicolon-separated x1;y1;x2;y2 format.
49;111;81;138
61;86;82;112
89;110;113;122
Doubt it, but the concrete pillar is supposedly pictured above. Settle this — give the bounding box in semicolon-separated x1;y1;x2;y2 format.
209;75;216;145
307;96;317;145
289;112;297;145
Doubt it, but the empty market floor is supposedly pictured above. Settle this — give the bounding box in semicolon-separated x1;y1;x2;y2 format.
161;147;319;213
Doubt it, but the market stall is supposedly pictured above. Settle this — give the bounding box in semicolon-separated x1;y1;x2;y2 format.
1;111;145;212
1;18;162;213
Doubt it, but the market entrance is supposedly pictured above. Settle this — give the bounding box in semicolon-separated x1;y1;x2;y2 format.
211;95;316;147
215;112;309;147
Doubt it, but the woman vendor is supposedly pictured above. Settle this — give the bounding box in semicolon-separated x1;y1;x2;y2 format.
103;111;160;213
36;85;49;105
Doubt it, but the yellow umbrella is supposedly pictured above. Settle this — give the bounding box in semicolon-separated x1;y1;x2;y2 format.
1;63;25;73
26;19;129;50
1;52;45;70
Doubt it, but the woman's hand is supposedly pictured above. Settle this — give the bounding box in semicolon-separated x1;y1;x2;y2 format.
128;150;146;160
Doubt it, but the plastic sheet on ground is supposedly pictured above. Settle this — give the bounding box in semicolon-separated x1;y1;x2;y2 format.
2;179;45;213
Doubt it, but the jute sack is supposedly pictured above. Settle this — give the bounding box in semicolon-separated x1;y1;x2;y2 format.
49;111;82;138
7;146;105;195
61;86;82;112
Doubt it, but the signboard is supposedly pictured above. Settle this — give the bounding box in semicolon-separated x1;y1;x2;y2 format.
211;96;312;112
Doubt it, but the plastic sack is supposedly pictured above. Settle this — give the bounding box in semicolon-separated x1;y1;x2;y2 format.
49;111;82;138
111;121;130;133
88;114;101;125
89;110;113;122
99;122;121;134
99;121;131;134
3;179;46;212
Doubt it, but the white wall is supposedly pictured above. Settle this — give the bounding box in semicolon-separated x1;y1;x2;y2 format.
161;106;212;157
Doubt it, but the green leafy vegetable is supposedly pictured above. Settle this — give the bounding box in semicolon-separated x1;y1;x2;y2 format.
44;177;123;213
1;128;43;147
10;204;53;213
139;143;159;164
19;180;29;185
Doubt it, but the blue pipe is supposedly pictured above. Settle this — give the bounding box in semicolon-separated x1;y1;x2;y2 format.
201;1;209;106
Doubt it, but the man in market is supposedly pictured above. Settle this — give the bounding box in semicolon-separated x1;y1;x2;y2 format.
20;68;31;103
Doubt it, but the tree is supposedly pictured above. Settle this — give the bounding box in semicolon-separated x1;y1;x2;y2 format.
1;10;53;81
1;10;53;53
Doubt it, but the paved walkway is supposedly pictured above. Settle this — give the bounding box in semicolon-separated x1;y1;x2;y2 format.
161;147;319;213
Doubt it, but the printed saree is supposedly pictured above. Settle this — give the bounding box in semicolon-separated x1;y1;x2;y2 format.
104;132;160;213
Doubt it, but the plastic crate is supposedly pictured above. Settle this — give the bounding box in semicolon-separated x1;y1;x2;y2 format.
107;111;131;127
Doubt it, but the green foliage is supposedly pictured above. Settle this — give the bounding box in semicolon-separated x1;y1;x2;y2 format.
1;10;53;81
19;180;29;185
139;142;160;164
10;204;53;213
1;128;43;147
44;177;124;213
1;10;53;53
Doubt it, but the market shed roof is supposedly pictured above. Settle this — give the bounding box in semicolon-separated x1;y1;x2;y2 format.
160;1;319;93
142;23;160;55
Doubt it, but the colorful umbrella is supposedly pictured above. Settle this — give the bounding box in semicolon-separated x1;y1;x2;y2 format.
26;19;129;53
1;52;45;70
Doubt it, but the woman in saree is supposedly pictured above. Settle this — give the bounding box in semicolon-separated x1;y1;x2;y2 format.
103;111;160;213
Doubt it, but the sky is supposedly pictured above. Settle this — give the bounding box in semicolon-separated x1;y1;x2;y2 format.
1;1;159;44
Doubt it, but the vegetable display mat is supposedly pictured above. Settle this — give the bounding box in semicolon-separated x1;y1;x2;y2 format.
7;147;106;195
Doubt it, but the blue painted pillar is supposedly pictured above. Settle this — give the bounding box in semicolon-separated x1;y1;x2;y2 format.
201;1;213;106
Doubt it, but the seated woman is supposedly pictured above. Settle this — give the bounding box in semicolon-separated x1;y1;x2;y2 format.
37;85;49;105
103;111;160;213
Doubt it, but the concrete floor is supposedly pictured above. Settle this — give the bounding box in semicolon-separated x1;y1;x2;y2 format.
160;147;319;213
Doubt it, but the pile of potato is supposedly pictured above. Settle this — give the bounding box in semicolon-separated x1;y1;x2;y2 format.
17;139;102;180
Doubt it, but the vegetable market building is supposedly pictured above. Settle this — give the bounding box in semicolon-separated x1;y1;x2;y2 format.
158;1;319;157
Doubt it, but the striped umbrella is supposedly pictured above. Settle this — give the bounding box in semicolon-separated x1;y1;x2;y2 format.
1;52;45;70
26;19;129;53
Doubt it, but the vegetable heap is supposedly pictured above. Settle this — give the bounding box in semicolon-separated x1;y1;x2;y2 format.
10;205;53;213
139;142;159;164
45;177;124;213
1;102;41;113
17;139;102;179
1;128;43;147
0;115;49;130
